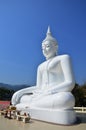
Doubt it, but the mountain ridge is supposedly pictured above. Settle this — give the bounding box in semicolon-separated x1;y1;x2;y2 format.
0;83;31;91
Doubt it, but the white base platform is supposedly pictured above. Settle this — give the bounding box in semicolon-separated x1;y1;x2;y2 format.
28;108;76;125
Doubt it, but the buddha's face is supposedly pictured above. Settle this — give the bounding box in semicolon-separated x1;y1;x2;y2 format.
42;41;57;60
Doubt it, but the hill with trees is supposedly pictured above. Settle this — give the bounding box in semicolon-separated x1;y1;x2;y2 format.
0;83;31;101
0;87;15;101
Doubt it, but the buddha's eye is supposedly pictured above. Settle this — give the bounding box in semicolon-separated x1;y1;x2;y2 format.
46;45;50;47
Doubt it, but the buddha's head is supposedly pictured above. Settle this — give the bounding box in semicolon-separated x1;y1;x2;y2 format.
42;26;58;60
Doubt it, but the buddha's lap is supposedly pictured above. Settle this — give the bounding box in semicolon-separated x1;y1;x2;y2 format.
20;92;75;108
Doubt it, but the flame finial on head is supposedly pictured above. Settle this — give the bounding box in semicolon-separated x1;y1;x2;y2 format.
47;26;51;35
42;26;58;46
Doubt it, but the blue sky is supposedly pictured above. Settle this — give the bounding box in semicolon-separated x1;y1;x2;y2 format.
0;0;86;85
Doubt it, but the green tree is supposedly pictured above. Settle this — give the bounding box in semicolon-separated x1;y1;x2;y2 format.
0;87;15;101
72;83;86;107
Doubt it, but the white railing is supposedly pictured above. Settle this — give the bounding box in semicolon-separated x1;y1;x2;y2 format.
73;107;86;113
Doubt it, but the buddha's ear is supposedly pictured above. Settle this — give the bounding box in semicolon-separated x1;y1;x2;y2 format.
54;45;58;55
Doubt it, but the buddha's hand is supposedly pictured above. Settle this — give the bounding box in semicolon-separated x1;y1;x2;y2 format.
11;91;20;105
33;89;43;95
11;88;30;105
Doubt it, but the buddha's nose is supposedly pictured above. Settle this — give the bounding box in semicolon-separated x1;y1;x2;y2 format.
43;49;47;53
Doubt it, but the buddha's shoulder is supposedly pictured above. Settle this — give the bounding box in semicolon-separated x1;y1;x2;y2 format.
38;61;46;69
48;54;70;62
57;54;70;60
38;54;70;69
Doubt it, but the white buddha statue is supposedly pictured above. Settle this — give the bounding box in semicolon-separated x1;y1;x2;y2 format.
11;27;76;124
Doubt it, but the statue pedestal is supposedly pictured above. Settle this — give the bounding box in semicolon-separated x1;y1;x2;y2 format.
29;108;76;125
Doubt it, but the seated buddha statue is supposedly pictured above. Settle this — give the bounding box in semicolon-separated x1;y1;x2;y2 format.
11;27;75;110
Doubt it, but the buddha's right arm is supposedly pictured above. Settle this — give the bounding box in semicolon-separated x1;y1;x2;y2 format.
11;86;36;105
